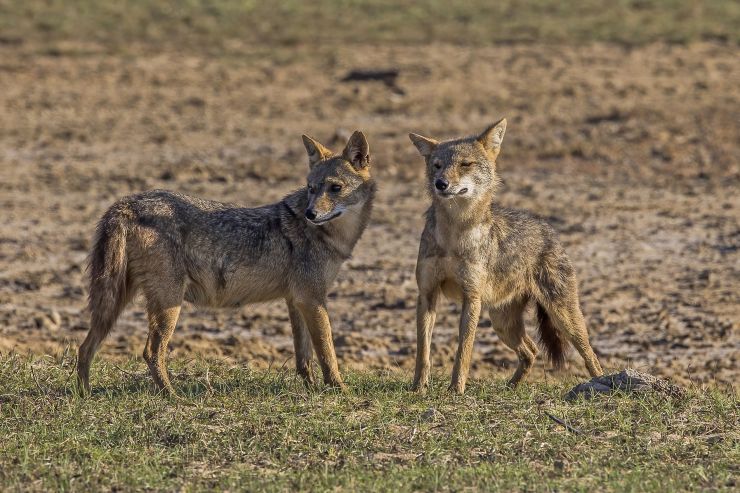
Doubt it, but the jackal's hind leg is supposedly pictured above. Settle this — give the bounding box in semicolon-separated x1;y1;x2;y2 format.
537;295;603;378
143;305;181;394
489;300;538;388
77;285;136;394
143;281;184;395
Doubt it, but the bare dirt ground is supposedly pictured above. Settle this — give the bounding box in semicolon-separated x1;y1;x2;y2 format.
0;42;737;386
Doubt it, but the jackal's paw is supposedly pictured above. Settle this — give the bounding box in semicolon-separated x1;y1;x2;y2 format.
411;380;429;394
75;379;91;397
297;368;316;386
325;379;347;392
505;378;522;389
447;383;466;395
156;385;178;398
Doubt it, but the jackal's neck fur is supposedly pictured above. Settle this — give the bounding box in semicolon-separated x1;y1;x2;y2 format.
430;188;501;255
309;181;376;258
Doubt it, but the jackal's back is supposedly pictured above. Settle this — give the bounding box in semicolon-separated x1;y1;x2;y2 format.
98;189;320;308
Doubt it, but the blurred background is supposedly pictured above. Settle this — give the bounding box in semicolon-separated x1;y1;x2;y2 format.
0;1;737;385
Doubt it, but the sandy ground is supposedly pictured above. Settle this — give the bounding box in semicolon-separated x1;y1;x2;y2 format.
0;42;737;387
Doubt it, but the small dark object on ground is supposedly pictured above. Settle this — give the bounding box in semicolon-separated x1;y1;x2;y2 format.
544;411;582;434
566;369;686;401
340;69;405;95
340;68;399;84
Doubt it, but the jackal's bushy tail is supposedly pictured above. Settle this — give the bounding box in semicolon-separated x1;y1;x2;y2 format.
88;213;129;338
535;302;566;369
77;211;130;390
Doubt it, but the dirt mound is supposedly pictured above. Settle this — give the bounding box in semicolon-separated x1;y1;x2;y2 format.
566;369;686;400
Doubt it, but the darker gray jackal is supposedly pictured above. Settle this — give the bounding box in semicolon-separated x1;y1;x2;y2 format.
409;119;603;394
77;131;375;394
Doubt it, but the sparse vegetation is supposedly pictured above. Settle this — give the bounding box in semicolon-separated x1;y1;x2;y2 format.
0;0;738;53
0;353;736;491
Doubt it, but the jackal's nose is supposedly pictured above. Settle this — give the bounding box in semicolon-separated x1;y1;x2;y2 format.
435;178;449;191
305;209;317;220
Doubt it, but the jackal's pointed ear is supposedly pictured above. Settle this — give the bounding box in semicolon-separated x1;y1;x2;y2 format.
342;131;370;169
302;135;333;169
477;118;507;151
408;133;438;158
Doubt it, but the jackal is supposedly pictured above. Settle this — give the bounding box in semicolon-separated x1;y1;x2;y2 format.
408;119;603;394
77;131;375;394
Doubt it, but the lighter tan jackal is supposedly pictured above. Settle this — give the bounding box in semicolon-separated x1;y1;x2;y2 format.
409;119;604;394
77;132;376;394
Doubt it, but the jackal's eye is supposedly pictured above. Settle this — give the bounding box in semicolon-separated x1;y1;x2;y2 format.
329;184;342;193
307;184;315;194
460;162;475;167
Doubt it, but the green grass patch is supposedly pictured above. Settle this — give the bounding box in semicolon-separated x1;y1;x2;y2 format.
0;353;737;491
0;0;738;53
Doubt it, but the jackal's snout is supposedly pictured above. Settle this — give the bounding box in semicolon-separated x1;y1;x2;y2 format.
304;193;344;224
434;174;470;198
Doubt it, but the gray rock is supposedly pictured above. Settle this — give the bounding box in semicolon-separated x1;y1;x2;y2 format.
420;407;442;422
566;369;685;401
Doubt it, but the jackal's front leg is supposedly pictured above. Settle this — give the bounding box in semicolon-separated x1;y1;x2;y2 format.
450;295;482;394
294;301;345;390
412;287;439;392
287;300;315;385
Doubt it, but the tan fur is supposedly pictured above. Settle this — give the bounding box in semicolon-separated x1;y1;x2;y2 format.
77;132;375;394
409;119;603;394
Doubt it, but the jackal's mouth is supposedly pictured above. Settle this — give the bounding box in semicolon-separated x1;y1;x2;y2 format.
308;210;343;225
437;187;469;198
